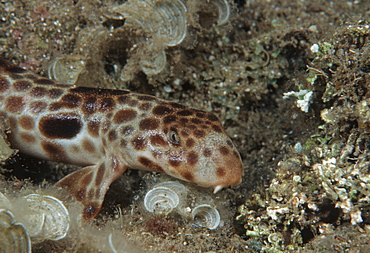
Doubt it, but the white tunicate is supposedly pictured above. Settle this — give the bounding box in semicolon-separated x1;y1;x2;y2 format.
164;85;173;92
155;181;188;194
191;204;220;230
110;0;187;47
18;194;70;242
0;192;12;209
47;56;86;84
213;0;230;26
310;43;320;53
294;142;303;153
0;134;14;161
144;186;180;215
139;47;167;75
0;209;31;253
108;233;118;253
283;89;313;113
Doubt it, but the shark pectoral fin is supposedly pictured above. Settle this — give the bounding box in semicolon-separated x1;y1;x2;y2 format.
55;162;128;220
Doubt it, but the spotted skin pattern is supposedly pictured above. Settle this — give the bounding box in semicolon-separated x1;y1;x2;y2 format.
0;58;243;219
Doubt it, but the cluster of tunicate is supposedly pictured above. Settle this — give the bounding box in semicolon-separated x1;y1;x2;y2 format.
104;0;231;79
143;181;221;229
42;0;232;85
106;0;186;77
109;0;187;47
0;192;69;251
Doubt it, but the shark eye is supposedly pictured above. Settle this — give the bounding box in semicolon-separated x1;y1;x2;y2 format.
168;130;180;144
